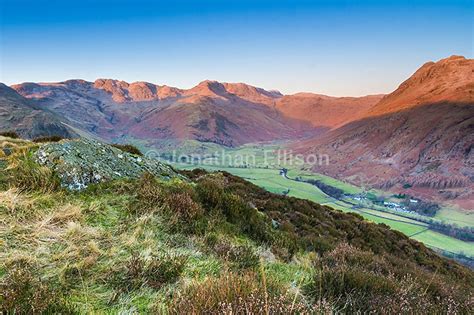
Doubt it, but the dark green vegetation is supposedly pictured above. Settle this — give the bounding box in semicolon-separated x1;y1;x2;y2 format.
296;177;344;199
111;143;143;156
0;131;19;139
32;135;65;143
403;198;440;217
0;140;473;313
429;221;474;242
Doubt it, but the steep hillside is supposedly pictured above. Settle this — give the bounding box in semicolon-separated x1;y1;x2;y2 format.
295;56;474;208
12;80;318;147
275;93;383;128
0;137;472;313
0;84;75;139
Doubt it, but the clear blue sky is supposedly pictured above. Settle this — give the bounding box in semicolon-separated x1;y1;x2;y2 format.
0;0;472;96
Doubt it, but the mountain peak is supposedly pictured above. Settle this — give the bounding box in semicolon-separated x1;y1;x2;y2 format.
92;79;182;102
189;80;227;96
369;55;473;115
184;80;283;105
223;82;283;101
445;55;466;61
61;79;91;86
93;79;131;102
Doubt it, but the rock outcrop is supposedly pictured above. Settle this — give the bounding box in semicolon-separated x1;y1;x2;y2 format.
36;138;182;190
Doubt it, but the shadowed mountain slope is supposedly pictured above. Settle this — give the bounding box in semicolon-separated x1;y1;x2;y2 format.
294;56;474;207
0;83;75;139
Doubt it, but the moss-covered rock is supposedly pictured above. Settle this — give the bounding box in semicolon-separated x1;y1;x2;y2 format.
36;138;182;190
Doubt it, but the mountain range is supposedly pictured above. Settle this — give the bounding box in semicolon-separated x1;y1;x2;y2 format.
9;79;323;147
1;55;473;208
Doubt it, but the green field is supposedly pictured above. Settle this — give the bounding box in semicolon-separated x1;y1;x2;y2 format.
179;165;331;202
435;207;474;227
412;230;474;256
289;170;366;195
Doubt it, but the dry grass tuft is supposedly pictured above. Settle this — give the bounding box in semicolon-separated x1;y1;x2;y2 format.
42;203;83;227
0;188;39;221
0;188;27;214
109;252;188;297
0;137;35;159
6;151;60;193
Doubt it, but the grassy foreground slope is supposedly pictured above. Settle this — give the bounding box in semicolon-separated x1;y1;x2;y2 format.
0;138;473;313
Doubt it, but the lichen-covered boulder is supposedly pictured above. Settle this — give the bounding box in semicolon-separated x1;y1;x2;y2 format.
36;138;183;190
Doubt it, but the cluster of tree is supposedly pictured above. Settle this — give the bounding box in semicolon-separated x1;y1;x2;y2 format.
403;199;440;216
392;193;407;199
429;221;474;242
296;177;344;199
392;193;440;217
366;192;385;205
439;251;474;269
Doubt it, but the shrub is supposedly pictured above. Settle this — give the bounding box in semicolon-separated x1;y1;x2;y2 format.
195;173;226;209
0;131;20;139
0;263;75;314
165;185;203;222
132;172;164;213
307;266;398;311
222;193;274;245
110;252;188;293
32;135;64;143
196;173;298;253
164;182;206;233
304;243;474;313
132;173;205;232
144;254;188;289
168;272;315;314
210;238;260;270
111;143;143;156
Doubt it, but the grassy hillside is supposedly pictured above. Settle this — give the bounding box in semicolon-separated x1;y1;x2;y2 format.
0;138;473;313
177;164;474;258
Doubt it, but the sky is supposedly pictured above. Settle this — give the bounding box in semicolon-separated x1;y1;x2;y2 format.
0;0;472;96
